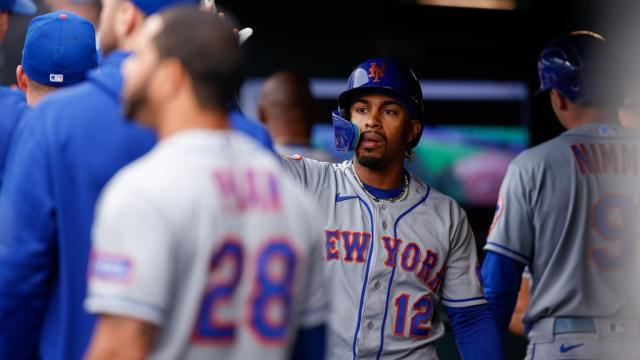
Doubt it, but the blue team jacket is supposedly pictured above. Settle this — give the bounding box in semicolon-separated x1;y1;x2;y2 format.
0;87;27;188
0;51;274;360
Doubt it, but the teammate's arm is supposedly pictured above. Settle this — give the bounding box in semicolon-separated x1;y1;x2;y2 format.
440;209;503;359
508;275;530;336
481;251;525;335
280;156;329;193
84;315;158;360
85;178;173;352
0;110;56;358
445;304;503;359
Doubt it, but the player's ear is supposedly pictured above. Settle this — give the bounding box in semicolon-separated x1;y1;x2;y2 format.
550;89;569;112
406;118;421;144
115;1;144;41
152;58;182;100
16;65;28;92
257;103;267;124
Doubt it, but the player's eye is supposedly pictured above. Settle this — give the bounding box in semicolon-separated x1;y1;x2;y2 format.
355;107;368;114
382;108;397;116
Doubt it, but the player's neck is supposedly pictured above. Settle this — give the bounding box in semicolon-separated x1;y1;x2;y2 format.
157;100;230;140
353;159;405;190
563;105;618;129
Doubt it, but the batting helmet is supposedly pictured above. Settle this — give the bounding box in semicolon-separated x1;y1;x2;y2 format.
332;58;424;152
537;31;608;104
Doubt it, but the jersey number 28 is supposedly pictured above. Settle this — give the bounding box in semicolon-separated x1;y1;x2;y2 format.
191;237;296;345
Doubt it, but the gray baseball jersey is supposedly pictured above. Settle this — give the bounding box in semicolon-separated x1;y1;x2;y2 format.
485;123;640;325
85;130;327;360
281;156;485;359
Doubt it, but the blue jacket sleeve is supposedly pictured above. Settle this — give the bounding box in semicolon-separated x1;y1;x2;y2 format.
480;250;525;335
444;304;504;360
228;110;276;154
290;324;325;360
0;111;56;359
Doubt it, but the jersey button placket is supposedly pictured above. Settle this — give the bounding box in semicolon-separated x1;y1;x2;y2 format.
357;204;384;355
373;280;382;290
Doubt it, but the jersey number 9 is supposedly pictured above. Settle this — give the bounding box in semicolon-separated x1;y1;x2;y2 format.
590;193;637;272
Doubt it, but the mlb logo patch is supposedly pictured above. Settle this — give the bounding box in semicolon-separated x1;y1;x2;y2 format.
90;252;133;283
49;74;64;83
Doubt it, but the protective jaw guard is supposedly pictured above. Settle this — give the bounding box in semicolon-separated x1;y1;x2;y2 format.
332;110;360;152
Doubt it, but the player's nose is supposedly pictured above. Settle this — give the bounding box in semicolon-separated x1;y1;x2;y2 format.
364;110;382;129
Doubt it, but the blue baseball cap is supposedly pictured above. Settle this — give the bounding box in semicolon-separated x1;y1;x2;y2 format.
131;0;200;15
0;0;36;15
22;11;98;87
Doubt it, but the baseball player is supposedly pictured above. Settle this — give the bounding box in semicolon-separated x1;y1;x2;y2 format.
14;11;98;106
1;10;97;189
481;31;640;359
84;9;326;359
281;58;502;359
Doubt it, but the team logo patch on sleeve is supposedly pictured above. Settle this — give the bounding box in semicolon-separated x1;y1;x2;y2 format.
488;196;504;234
89;252;133;283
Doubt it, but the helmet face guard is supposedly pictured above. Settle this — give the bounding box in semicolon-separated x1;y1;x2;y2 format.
332;110;360;152
333;58;424;152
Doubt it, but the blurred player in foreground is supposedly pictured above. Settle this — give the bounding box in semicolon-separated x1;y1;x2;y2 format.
0;0;200;358
84;8;326;360
482;31;640;359
281;58;502;359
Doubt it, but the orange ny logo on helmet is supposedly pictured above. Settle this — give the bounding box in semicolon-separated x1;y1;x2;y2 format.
368;62;385;82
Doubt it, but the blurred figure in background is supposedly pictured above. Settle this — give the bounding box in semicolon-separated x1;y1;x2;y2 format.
259;71;334;162
0;0;35;43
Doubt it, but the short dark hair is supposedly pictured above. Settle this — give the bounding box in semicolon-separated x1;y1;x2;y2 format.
154;7;242;111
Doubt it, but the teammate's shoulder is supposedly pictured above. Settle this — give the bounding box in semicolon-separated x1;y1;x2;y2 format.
0;86;25;101
508;137;564;170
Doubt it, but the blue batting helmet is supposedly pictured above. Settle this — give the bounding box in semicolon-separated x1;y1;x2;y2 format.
537;31;607;104
332;58;424;152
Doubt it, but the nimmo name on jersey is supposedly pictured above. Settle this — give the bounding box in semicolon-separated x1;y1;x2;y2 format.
571;143;639;175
